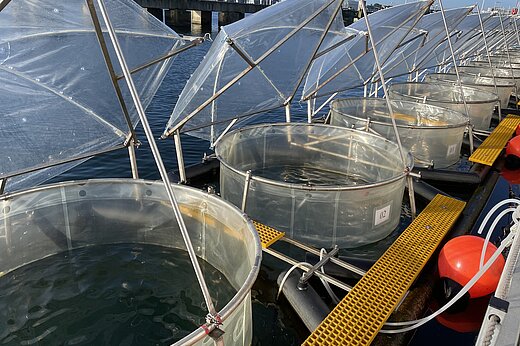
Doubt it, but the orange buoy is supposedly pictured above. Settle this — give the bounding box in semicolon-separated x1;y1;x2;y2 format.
506;135;520;157
438;235;505;298
502;167;520;185
433;295;489;333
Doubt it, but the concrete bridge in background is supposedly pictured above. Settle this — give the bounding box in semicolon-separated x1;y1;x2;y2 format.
135;0;277;28
135;0;358;29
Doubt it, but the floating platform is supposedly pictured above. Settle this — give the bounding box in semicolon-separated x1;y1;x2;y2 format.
303;195;466;346
469;114;520;166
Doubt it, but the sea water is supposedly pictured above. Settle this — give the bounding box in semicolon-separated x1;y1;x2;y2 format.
0;244;236;345
252;164;370;186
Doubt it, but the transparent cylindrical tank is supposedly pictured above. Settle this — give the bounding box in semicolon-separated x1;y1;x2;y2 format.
0;179;261;345
425;72;515;109
472;59;520;70
388;82;499;131
215;123;411;249
456;65;520;90
330;98;468;168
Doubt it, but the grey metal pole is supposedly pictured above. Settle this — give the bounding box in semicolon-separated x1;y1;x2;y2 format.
94;0;218;320
128;140;139;179
360;0;416;219
498;10;517;87
478;7;500;99
439;0;474;153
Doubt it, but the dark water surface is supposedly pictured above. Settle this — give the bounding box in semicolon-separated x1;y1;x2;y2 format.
0;244;236;345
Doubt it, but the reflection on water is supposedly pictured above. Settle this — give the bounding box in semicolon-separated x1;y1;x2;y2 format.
0;244;235;345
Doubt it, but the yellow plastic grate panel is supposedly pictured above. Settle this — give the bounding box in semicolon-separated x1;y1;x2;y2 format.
253;221;285;249
469;115;520;166
303;194;466;346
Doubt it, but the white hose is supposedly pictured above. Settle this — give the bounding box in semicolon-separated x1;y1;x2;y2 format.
319;249;341;304
479;207;517;269
276;262;312;300
380;231;514;333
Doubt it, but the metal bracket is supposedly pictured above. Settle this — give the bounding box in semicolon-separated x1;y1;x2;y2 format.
298;245;339;289
485;296;510;323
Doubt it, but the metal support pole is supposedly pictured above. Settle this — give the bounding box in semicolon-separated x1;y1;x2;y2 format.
86;0;137;143
128;140;139;179
174;130;187;183
478;6;500;100
498;11;518;97
0;179;5;195
285;104;291;123
360;0;416;219
307;99;313;123
241;170;252;212
439;0;474;153
93;0;218;322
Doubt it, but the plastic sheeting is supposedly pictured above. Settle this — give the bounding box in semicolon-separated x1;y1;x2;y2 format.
163;0;344;143
425;72;515;108
381;7;472;79
389;82;498;131
330;98;468;168
302;1;432;99
0;0;183;192
216;123;409;248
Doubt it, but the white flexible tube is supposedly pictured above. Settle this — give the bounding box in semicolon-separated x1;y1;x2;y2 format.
477;199;520;237
380;232;514;333
276;262;312;300
319;249;341;304
480;207;517;269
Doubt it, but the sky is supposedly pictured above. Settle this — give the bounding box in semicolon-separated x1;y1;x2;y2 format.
368;0;519;10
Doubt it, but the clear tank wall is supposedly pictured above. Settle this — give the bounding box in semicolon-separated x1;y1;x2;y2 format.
330;98;468;168
425;73;514;109
216;123;409;248
0;179;261;346
389;82;498;131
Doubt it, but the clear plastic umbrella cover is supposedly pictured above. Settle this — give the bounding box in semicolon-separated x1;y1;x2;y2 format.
302;1;432;100
0;0;184;192
381;7;473;79
216;123;411;248
389;82;499;131
163;0;344;143
330;98;468;168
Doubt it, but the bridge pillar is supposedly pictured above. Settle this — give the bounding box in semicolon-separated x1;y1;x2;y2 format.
191;10;212;31
147;8;164;22
218;11;245;27
166;9;191;28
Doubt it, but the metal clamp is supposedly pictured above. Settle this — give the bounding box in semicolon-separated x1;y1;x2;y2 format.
202;313;225;340
298;245;339;290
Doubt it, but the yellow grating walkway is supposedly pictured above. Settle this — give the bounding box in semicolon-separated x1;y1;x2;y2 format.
303;194;466;346
253;221;285;249
469;115;520;166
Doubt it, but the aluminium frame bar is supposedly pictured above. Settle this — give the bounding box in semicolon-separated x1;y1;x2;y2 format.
0;144;126;181
360;0;416;219
439;0;474;154
163;0;340;138
305;0;433;101
87;0;141;178
478;6;500;104
115;38;204;81
93;0;218;322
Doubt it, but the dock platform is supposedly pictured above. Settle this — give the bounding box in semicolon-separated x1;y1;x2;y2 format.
303;194;466;346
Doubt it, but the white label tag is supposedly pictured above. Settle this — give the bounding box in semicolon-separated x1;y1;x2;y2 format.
374;204;391;226
447;143;457;157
